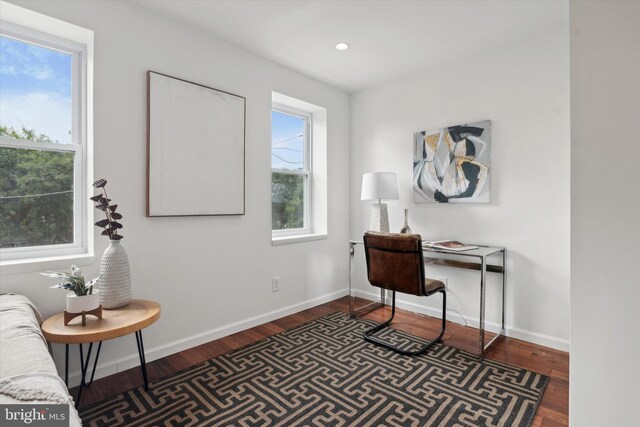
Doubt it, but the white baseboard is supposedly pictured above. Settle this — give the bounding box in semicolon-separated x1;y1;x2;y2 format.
64;287;568;386
65;289;349;387
505;326;570;352
354;290;570;352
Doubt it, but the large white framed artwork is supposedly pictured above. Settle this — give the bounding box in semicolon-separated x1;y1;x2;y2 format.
147;71;246;216
413;120;491;203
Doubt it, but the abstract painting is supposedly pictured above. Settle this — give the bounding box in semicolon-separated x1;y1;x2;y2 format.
413;120;491;203
147;71;246;216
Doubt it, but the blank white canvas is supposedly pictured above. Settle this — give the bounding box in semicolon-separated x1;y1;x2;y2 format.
148;72;245;216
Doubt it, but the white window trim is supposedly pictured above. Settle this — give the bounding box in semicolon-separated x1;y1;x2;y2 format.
0;2;94;266
271;103;313;238
271;92;328;245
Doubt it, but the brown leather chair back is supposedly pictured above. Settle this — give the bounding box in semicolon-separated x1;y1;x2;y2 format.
363;231;426;297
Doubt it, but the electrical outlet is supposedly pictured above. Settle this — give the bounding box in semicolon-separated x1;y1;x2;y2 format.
272;277;280;292
437;276;448;289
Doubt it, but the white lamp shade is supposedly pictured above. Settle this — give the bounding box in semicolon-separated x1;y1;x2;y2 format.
361;172;399;201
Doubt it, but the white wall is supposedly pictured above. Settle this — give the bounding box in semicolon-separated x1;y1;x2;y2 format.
350;26;570;350
0;0;350;385
570;1;640;425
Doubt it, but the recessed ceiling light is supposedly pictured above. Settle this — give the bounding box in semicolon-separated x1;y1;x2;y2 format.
335;42;350;51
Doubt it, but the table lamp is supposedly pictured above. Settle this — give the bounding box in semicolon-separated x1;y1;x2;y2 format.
361;172;399;232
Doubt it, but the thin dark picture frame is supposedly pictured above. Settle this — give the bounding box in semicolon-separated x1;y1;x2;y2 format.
146;71;246;217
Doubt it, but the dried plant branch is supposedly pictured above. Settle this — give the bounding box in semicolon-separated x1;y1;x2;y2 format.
92;179;124;240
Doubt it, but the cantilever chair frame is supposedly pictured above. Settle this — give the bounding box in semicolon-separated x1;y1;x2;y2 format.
362;232;446;356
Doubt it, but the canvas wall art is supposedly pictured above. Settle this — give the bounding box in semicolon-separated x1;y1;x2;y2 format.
147;71;246;216
413;120;491;203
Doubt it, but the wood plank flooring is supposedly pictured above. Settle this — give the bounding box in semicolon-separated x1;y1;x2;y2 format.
71;297;569;426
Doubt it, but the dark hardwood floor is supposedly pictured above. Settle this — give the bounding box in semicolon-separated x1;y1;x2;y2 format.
72;296;569;426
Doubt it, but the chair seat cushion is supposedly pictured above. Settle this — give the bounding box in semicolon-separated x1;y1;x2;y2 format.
425;278;445;294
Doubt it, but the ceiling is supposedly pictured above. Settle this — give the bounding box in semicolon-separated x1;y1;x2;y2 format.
132;0;567;93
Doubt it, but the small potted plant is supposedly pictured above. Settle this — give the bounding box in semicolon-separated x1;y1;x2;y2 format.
42;265;101;314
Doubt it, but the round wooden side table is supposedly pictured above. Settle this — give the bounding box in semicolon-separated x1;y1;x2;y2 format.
41;299;161;408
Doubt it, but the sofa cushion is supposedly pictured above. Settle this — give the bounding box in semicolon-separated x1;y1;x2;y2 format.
0;294;56;379
0;294;81;427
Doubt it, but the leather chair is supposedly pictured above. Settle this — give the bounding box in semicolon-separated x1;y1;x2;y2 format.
362;231;446;355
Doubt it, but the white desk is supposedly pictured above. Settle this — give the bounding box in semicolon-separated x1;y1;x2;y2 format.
348;240;506;358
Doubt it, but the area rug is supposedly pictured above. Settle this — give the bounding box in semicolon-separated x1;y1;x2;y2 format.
80;312;547;426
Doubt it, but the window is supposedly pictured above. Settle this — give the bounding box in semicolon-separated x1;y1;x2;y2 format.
271;104;311;235
0;5;93;263
271;92;327;245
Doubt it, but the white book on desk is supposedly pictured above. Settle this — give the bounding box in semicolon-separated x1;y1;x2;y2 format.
423;240;479;252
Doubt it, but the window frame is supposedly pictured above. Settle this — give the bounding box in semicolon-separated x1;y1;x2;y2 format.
271;103;312;237
0;19;90;263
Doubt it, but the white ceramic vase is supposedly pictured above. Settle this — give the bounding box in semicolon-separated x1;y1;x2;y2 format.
98;240;131;309
66;290;100;314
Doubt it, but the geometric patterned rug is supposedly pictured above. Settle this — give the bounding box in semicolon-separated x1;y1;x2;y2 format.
80;312;547;426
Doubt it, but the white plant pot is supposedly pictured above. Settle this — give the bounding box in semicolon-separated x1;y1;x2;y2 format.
66;290;100;314
98;239;132;309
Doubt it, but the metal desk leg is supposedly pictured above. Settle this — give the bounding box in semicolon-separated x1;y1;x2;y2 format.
479;256;487;358
502;249;507;334
348;241;386;318
479;249;508;357
349;241;356;317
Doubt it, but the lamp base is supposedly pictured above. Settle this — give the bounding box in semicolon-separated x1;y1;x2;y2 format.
369;203;390;232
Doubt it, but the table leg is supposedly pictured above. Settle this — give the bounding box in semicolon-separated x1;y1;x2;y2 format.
73;341;103;409
75;342;93;408
479;256;487;359
64;344;69;387
349;241;355;317
348;241;386;318
135;330;149;391
502;249;507;333
85;341;102;386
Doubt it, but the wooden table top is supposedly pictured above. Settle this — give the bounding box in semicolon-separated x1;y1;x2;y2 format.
41;299;161;344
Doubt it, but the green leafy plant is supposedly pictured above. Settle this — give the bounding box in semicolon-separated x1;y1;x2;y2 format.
41;265;100;296
91;178;123;240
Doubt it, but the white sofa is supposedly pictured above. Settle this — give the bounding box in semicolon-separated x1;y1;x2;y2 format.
0;294;81;426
